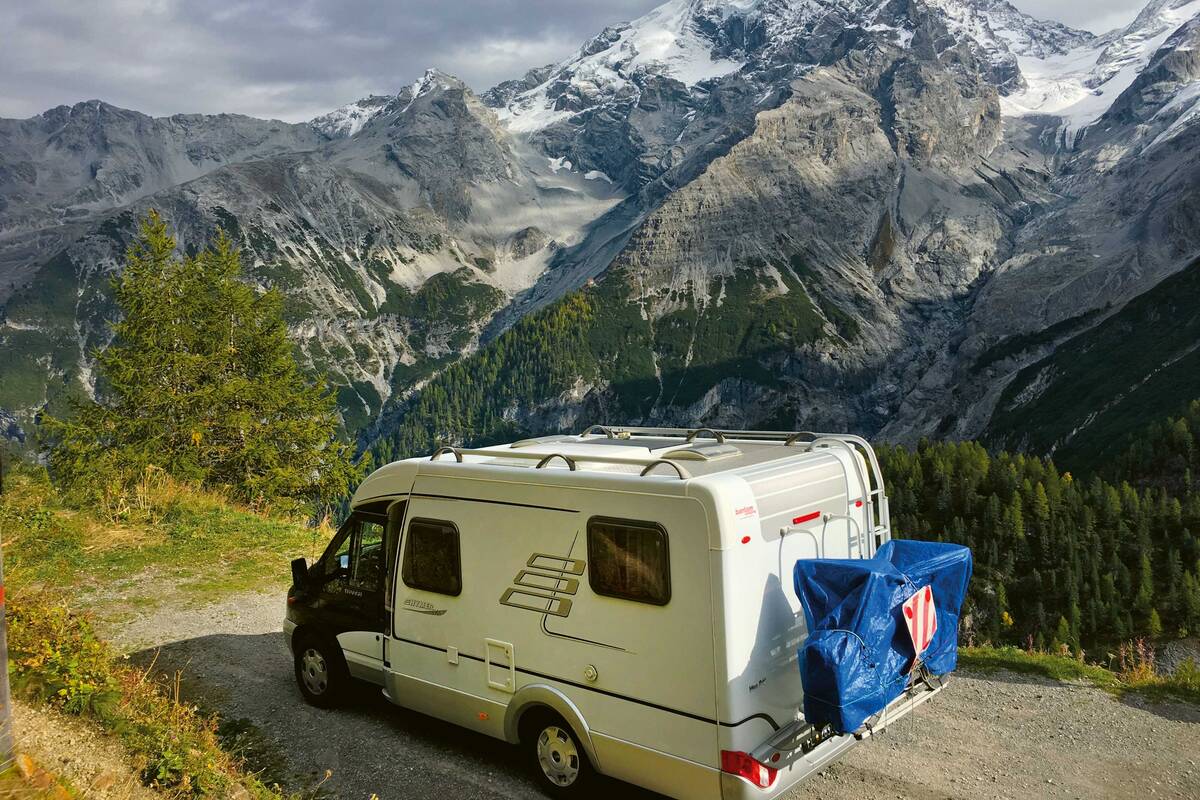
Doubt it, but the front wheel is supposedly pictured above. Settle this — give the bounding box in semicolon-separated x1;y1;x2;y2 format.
293;636;348;708
523;712;595;796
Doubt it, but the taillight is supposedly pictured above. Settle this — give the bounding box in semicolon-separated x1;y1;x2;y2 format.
720;750;777;789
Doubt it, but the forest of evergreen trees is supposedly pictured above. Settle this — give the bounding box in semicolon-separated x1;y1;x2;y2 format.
879;434;1200;656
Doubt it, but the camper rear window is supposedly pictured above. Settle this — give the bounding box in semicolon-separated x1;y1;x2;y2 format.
587;518;670;605
401;519;462;596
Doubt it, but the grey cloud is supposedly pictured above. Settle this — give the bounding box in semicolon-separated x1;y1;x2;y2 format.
0;0;1147;122
1009;0;1143;34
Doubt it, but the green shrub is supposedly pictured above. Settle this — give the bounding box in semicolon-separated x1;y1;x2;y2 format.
6;590;286;799
8;592;119;716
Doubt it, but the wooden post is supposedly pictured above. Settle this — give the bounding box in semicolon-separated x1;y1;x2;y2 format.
0;450;12;770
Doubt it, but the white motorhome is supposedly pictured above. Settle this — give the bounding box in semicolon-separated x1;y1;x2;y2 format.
283;427;947;798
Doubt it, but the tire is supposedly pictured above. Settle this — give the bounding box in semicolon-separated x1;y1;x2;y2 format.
293;634;348;708
522;711;595;796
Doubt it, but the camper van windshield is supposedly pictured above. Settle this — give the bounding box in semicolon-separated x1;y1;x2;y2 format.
587;517;670;605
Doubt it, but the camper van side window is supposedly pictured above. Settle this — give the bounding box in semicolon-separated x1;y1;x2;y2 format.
401;519;462;596
586;517;670;606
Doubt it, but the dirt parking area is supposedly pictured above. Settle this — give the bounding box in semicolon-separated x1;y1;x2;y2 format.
110;589;1200;800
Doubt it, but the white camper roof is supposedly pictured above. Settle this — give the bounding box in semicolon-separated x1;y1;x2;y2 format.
353;426;886;507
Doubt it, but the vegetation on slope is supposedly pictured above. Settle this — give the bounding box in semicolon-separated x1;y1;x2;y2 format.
985;257;1200;472
879;439;1200;654
0;463;329;798
1112;399;1200;495
7;589;293;799
371;261;831;463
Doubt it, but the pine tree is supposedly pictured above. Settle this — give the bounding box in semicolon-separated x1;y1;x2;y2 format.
1134;552;1155;618
44;211;360;512
1147;608;1163;639
1052;615;1072;655
1182;571;1200;634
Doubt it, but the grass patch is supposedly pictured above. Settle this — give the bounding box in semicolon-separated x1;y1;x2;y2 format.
959;644;1200;705
959;646;1122;690
0;466;329;612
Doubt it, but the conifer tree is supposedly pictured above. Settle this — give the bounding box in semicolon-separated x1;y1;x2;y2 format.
1147;608;1163;639
44;211;359;512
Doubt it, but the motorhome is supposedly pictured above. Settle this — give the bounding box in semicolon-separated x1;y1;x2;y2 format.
283;427;948;798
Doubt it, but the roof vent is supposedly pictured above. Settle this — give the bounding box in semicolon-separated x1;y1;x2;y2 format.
510;434;575;449
663;443;742;461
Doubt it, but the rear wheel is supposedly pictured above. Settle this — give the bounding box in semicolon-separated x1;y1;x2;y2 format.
293;635;348;708
523;711;594;796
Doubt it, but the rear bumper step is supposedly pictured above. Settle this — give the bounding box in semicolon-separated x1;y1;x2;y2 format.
750;673;949;769
855;672;948;740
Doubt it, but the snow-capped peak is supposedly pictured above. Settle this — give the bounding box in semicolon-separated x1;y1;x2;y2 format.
408;68;458;101
310;95;392;139
310;69;465;139
930;0;1093;62
489;0;1100;134
1001;0;1200;145
493;0;747;133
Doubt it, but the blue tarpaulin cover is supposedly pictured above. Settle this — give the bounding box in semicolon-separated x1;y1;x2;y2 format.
793;539;973;734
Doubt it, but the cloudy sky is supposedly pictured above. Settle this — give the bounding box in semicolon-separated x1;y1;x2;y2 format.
0;0;1143;122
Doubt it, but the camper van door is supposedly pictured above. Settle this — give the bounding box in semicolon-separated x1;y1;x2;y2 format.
315;511;388;680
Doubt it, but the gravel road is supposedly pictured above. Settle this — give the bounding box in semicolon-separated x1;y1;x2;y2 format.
111;589;1200;800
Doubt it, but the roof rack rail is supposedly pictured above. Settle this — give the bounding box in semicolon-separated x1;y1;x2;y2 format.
686;428;726;443
640;460;689;478
579;425;812;442
428;446;691;479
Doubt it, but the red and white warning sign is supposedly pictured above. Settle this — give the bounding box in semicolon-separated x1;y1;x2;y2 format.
902;585;938;657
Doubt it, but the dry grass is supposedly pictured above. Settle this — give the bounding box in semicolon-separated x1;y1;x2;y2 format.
7;590;296;799
0;758;74;800
0;466;329;608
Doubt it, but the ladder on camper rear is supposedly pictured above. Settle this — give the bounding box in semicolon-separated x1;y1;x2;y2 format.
578;426;893;549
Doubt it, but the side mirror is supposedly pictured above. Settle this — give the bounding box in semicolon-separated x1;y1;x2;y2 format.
291;557;310;589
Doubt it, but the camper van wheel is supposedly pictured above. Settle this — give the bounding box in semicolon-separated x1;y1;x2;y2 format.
293;635;347;708
522;711;593;795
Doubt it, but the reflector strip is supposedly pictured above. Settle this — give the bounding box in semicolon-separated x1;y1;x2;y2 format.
902;584;939;657
792;511;821;524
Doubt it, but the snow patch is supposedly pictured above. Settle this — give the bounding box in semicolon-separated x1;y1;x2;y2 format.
310;95;390;138
1002;0;1200;143
496;0;744;133
1149;79;1200;147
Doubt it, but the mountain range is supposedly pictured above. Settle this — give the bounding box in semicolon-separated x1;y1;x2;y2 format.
3;0;1199;471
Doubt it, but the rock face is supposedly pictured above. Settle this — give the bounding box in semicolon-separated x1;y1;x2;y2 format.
4;0;1200;470
0;72;624;438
